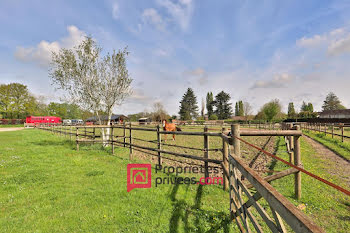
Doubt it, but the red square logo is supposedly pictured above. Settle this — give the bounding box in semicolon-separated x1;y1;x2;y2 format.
127;164;152;192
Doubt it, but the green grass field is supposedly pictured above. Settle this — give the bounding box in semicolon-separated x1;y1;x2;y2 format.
270;136;350;232
0;129;236;232
0;124;23;128
1;128;349;232
303;130;350;160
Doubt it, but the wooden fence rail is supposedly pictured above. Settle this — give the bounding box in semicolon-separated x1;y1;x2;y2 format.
36;123;326;232
300;122;350;142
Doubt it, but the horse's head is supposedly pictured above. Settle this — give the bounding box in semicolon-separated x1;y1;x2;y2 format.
162;119;167;127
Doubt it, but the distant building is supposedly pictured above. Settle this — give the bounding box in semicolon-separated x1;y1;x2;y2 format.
319;109;350;119
138;117;152;125
86;114;128;125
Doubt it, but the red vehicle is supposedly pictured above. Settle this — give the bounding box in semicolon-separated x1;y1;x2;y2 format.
26;116;61;126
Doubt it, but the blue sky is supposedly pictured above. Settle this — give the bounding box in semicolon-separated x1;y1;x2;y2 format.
1;0;350;115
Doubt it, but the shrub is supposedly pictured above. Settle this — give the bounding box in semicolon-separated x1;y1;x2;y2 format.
209;114;218;120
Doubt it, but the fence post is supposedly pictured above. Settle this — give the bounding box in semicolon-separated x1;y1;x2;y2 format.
129;122;133;159
222;127;229;190
293;125;301;199
331;124;334;138
341;124;344;142
76;127;79;151
157;125;162;166
123;122;126;147
288;123;294;164
203;126;209;178
111;126;114;155
232;124;240;157
93;127;96;144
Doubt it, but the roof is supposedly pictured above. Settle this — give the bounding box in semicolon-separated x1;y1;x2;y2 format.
319;109;350;116
86;114;127;122
138;117;151;120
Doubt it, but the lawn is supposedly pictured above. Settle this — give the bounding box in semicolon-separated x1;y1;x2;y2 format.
269;136;350;233
2;128;349;232
0;129;235;232
0;124;23;128
302;130;350;160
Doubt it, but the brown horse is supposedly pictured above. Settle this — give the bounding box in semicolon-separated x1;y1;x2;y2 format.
162;119;182;141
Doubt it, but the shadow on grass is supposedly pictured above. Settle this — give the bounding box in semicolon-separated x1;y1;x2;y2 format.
268;136;284;175
249;136;273;169
168;182;231;233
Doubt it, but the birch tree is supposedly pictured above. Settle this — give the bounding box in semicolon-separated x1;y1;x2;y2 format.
49;37;132;144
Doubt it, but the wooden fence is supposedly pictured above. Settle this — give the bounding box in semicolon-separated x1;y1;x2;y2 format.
300;122;350;142
37;123;324;232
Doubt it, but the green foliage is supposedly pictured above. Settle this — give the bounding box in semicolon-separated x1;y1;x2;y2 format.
234;101;244;116
213;91;232;119
287;102;296;118
322;92;346;111
261;99;282;122
47;102;87;119
238;101;244;116
206;92;214;117
307;103;314;112
209;114;218;120
0;83;37;119
298;111;318;119
194;120;205;124
179;88;198;120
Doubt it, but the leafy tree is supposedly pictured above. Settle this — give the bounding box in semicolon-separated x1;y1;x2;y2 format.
50;37;132;144
307;103;314;112
214;91;232;119
0;83;36;119
322;92;346;111
201;98;205;117
206;92;214;117
179;88;198;120
288;102;296;118
238;101;244;116
209;114;218;120
234;101;244;116
254;111;266;120
261;99;282;122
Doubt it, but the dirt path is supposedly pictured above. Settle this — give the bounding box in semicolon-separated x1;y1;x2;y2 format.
0;127;25;132
303;135;350;187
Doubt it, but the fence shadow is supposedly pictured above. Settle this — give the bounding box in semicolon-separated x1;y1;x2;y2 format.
168;183;231;233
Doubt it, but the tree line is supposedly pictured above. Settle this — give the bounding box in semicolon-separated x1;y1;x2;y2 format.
0;83;93;120
177;88;347;122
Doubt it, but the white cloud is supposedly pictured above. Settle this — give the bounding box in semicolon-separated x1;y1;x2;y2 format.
112;3;119;19
157;0;194;31
142;8;166;31
296;26;350;56
154;48;170;56
184;67;208;86
250;73;294;89
185;67;205;76
296;35;326;47
327;34;350;56
14;25;86;67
